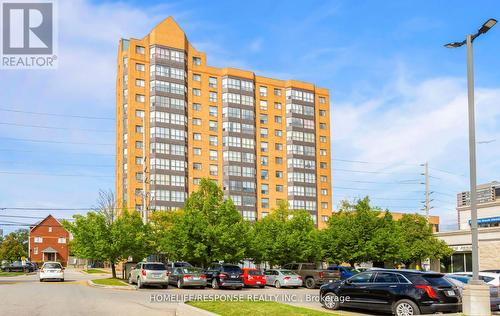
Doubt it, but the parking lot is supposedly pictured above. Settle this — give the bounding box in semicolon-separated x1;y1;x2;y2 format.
0;268;387;316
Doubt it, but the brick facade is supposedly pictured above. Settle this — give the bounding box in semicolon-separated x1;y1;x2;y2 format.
29;215;70;266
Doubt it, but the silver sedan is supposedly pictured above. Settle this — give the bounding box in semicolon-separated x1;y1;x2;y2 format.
265;269;303;288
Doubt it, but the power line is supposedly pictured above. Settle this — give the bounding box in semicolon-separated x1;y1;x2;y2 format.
0;122;114;133
0;171;114;178
0;161;114;168
0;137;114;146
335;179;421;185
332;168;418;175
0;207;125;211
0;108;114;120
0;214;73;220
331;158;420;166
0;149;115;156
429;166;466;178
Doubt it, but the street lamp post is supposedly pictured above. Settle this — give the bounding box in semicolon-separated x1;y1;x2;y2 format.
445;18;496;316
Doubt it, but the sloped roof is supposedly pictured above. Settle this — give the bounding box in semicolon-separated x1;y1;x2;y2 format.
41;247;57;253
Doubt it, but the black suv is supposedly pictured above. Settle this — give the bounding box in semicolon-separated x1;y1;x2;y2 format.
204;263;243;290
320;269;461;315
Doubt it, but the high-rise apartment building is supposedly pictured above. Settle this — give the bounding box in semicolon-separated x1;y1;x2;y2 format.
116;17;332;227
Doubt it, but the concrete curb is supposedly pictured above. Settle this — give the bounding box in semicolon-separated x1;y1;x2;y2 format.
87;279;137;291
175;302;219;316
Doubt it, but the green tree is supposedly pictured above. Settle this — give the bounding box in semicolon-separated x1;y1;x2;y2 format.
0;229;29;262
395;214;453;267
151;179;251;267
251;201;322;267
63;209;150;278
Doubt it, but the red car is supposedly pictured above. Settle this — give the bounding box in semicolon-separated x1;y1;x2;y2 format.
242;268;266;288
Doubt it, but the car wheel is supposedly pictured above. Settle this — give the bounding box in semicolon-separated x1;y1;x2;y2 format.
305;278;316;289
259;285;265;289
128;274;133;284
177;279;183;289
322;293;340;310
275;280;281;289
61;278;64;282
162;284;168;289
212;279;219;289
394;299;420;316
39;279;43;282
137;277;143;289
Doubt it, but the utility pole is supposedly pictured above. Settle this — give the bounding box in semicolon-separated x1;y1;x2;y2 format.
425;161;429;220
142;125;148;224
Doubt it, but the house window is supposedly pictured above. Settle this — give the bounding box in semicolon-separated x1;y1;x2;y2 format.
58;237;66;244
192;73;201;81
193;57;201;65
136;45;145;54
48;227;52;232
34;247;38;255
34;237;42;243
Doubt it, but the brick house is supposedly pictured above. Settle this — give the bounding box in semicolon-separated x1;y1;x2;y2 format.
29;215;70;266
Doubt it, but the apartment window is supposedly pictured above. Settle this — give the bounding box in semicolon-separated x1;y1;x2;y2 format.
136;172;144;181
192;103;201;111
320;149;327;156
192;118;202;126
259;86;267;97
34;236;42;243
135;94;145;103
261;170;268;180
275;143;283;150
193;147;201;155
321;175;328;182
321;189;328;196
274;102;282;110
261;198;270;209
58;237;66;244
135;141;143;149
260;128;268;138
261;184;269;195
322;202;329;210
320;123;326;130
319;110;326;117
34;247;38;255
192;88;201;96
261;142;268;152
209;165;218;176
209;91;217;102
135;125;144;133
261;156;268;166
209;150;218;161
260;100;268;111
136;79;145;87
193;178;201;185
275;129;282;137
275;157;283;164
193;73;201;81
193;57;201;65
209;77;217;88
319;96;326;104
320;136;327;143
193;163;202;170
276;185;284;192
262;212;269;218
320;162;327;169
136;45;145;54
209;120;218;132
209;135;218;146
136;156;143;165
193;133;202;141
274;116;282;124
322;215;329;222
135;63;145;72
275;171;283;179
209;106;217;117
274;88;281;96
260;114;268;124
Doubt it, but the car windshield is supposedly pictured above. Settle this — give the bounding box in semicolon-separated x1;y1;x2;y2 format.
222;266;241;273
144;264;166;271
180;267;201;274
43;263;62;269
248;270;263;276
479;275;495;283
423;274;452;287
281;270;297;276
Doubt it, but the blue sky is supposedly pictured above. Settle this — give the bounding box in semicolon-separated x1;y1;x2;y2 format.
1;0;499;233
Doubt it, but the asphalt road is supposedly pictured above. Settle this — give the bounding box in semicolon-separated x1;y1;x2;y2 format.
0;269;470;316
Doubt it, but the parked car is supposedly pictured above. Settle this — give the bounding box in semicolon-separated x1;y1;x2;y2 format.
328;265;359;280
452;271;500;286
265;269;302;288
165;261;192;271
446;274;500;312
128;262;169;289
1;261;32;272
168;266;206;289
204;263;243;289
242;268;266;288
39;262;64;282
320;269;461;316
282;263;339;289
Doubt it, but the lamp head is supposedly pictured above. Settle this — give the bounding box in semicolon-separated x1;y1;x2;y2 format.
478;18;497;34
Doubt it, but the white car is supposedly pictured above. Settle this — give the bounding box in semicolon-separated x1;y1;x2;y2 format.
39;262;64;282
453;271;500;286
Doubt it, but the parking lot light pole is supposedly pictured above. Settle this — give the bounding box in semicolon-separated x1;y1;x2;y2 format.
445;18;496;316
